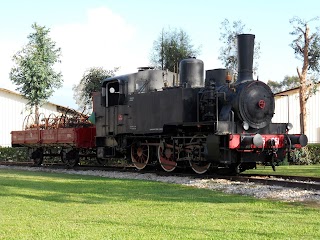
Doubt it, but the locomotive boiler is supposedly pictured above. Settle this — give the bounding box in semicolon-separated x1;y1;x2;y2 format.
93;34;308;174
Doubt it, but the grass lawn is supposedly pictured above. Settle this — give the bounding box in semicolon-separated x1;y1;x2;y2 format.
245;164;320;177
0;169;319;240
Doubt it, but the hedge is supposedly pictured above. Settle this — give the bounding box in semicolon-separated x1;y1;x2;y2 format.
0;147;28;162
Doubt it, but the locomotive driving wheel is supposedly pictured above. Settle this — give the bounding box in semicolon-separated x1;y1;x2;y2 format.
157;140;178;172
131;141;149;170
188;135;211;174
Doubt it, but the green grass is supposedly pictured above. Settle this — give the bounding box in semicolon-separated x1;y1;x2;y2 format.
0;169;319;240
245;164;320;177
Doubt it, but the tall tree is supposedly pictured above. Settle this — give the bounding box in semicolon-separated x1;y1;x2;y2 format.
289;16;320;134
267;75;300;93
219;19;261;77
73;67;118;111
10;23;62;123
150;28;200;72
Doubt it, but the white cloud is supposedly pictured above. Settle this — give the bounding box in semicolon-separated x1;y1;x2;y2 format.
48;7;151;109
0;7;150;109
51;7;138;84
0;7;153;109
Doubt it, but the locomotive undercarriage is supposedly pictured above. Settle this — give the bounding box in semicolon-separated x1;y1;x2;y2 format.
98;123;285;174
124;134;214;174
123;136;259;174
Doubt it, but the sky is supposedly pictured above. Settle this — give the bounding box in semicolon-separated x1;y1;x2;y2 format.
1;0;320;110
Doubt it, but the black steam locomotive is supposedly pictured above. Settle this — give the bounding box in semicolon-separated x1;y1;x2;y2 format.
93;34;308;174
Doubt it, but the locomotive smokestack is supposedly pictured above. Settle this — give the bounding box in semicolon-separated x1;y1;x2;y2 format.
237;34;255;82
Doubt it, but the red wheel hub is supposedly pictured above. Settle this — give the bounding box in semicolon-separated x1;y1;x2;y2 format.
137;147;143;157
258;100;266;109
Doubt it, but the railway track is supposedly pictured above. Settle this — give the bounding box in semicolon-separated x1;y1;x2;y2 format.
229;175;320;191
1;161;320;191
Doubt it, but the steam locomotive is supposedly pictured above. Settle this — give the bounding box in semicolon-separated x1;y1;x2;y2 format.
93;34;308;174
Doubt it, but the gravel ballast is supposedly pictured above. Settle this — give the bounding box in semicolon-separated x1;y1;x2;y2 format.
1;165;320;204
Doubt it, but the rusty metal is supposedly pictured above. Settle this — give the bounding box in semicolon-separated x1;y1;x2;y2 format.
22;111;93;130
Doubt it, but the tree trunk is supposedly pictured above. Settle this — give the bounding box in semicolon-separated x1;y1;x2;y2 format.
299;86;307;134
35;104;39;126
297;67;308;135
296;24;310;135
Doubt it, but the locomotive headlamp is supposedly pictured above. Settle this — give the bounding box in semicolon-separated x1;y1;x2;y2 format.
286;123;293;131
109;87;115;93
242;121;249;130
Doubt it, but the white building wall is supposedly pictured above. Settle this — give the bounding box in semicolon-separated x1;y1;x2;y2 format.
274;84;320;144
305;87;320;143
0;88;67;147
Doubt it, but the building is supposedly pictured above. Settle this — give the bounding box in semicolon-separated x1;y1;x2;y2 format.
0;88;79;147
273;83;320;144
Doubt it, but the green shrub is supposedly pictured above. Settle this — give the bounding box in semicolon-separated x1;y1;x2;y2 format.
291;147;311;165
291;144;320;165
0;147;28;162
307;144;320;164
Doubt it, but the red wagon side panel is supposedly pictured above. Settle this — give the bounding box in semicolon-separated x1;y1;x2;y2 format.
11;127;96;148
11;131;26;145
24;130;40;144
11;130;40;145
57;128;76;144
41;129;58;144
75;127;96;148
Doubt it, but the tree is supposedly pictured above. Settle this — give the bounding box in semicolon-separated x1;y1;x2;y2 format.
219;19;261;77
289;16;320;134
267;75;300;93
150;28;200;72
10;23;62;123
73;67;118;111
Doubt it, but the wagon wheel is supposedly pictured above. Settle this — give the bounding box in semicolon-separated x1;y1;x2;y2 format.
30;148;44;166
66;149;80;168
131;141;149;170
158;140;178;172
60;149;67;164
97;158;107;166
188;135;211;174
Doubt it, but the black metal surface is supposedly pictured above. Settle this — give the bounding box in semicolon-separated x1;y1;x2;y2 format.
128;87;199;134
237;81;275;129
179;58;204;88
216;80;275;129
237;34;254;82
102;69;177;94
205;69;228;87
206;135;220;161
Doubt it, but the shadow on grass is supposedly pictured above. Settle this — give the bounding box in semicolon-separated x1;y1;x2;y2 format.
0;169;257;205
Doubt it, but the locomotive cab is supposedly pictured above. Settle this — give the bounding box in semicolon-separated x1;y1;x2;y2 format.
102;79;127;107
